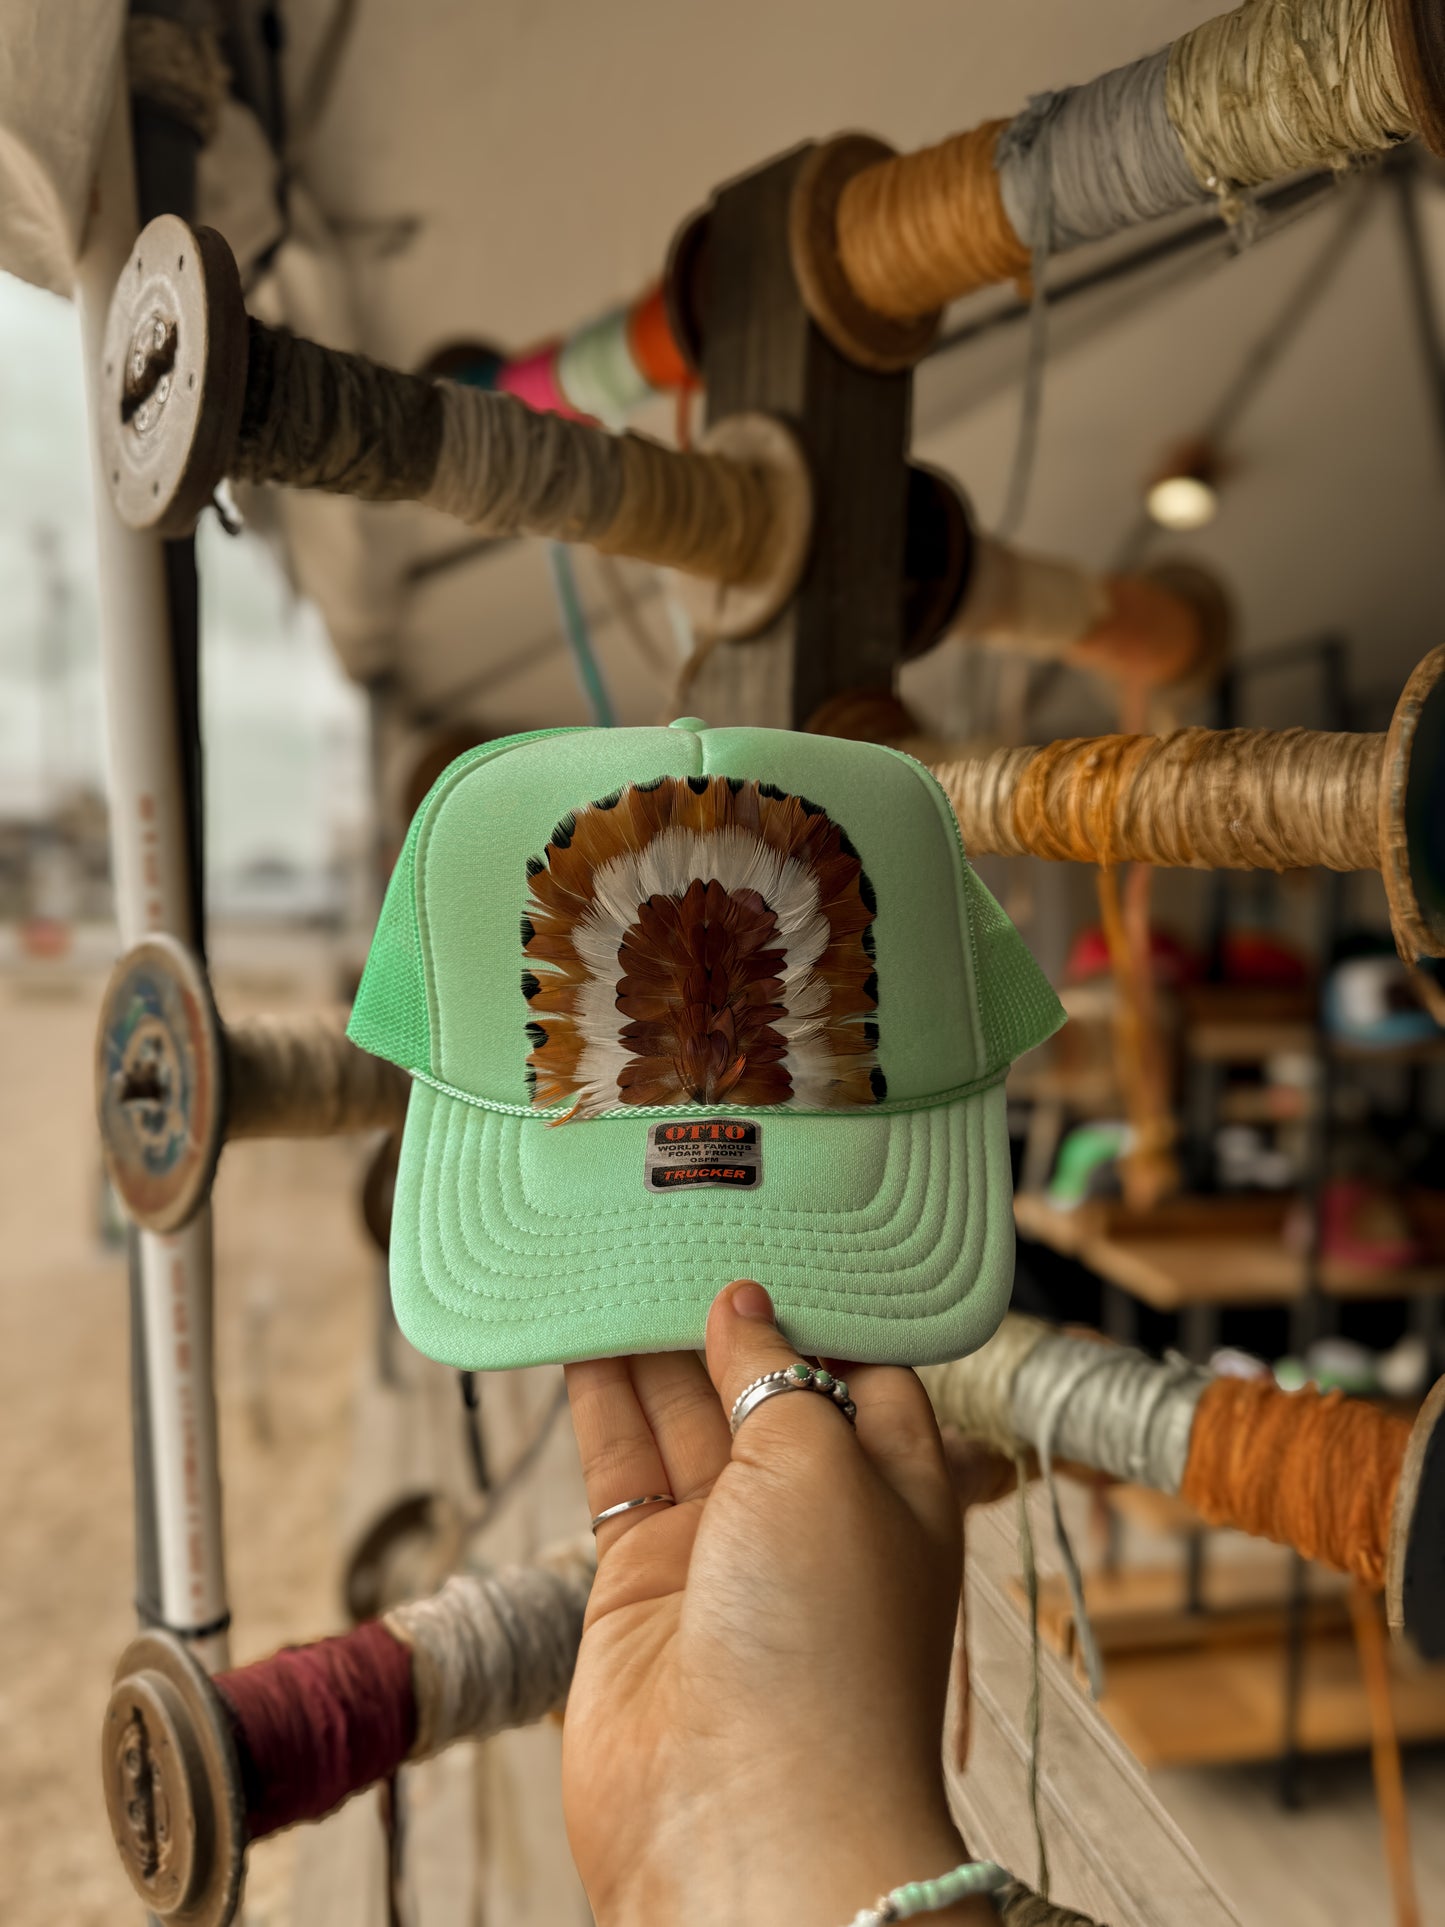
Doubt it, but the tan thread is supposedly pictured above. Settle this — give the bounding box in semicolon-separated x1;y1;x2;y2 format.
237;326;780;587
836;120;1030;318
1168;0;1412;191
931;726;1385;871
225;1011;411;1138
957;534;1107;655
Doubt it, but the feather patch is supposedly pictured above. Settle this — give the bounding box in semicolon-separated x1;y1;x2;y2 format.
521;776;883;1118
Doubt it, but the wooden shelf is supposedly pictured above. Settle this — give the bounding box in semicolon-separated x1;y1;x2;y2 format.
1013;1191;1445;1310
1100;1633;1445;1770
1016;1565;1445;1770
1021;1560;1351;1664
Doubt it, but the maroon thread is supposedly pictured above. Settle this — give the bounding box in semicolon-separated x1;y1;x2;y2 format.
217;1619;417;1840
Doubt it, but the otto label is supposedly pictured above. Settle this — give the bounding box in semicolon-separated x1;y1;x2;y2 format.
644;1119;762;1192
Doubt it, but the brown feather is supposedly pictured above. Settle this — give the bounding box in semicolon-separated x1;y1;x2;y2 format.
522;774;884;1116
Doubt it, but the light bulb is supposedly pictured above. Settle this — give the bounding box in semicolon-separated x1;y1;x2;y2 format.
1145;472;1219;531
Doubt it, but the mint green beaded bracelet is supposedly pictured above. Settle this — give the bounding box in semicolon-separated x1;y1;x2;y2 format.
843;1859;1012;1925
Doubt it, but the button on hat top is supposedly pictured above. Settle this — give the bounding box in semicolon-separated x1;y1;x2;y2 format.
667;717;708;732
520;774;884;1120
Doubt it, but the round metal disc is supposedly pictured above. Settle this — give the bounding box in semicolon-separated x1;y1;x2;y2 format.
788;134;941;374
1380;643;1445;966
95;935;225;1235
669;412;813;641
1387;1374;1445;1659
99;215;248;538
102;1632;247;1926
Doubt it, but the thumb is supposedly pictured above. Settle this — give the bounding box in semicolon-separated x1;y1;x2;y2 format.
704;1281;852;1437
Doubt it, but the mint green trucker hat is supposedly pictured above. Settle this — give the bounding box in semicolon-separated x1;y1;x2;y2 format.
349;718;1063;1371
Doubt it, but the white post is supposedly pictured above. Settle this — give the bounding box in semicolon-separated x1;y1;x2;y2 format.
76;72;229;1667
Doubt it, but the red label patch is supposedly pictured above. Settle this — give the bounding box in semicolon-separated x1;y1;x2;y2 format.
644;1119;762;1191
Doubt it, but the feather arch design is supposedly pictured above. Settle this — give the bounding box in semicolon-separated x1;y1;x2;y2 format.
521;776;884;1119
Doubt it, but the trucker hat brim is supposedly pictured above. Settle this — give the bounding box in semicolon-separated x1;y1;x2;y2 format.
387;1078;1016;1371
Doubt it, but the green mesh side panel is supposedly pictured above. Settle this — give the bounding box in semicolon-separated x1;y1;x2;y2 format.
348;727;586;1073
960;863;1066;1078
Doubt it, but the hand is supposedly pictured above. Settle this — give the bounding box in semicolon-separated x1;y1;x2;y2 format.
561;1280;997;1927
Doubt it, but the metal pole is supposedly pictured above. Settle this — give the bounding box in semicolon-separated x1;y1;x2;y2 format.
76;71;229;1666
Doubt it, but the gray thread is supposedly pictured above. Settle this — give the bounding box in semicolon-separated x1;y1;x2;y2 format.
235;320;445;501
998;51;1207;254
995;116;1057;544
1015;1467;1050;1899
386;1540;594;1760
1011;1336;1208;1494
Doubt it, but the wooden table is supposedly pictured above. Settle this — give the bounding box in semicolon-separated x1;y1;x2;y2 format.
1013;1191;1445;1361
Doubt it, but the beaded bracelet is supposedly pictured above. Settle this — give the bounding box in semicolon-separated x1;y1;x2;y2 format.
843;1859;1013;1925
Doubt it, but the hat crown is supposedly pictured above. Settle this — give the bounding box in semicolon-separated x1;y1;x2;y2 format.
350;721;1061;1116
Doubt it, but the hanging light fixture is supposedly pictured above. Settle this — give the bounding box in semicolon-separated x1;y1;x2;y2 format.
1145;438;1220;532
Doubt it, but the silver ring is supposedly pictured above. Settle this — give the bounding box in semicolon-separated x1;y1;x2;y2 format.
590;1493;676;1532
729;1363;858;1438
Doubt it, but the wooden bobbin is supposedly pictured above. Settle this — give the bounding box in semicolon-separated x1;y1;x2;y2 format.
1387;0;1445;157
789;134;943;373
1388;1375;1445;1660
98;214;248;539
102;1632;246;1927
96;936;411;1235
902;464;975;662
1380;641;1445;965
660;203;709;379
96;935;224;1236
666;411;813;640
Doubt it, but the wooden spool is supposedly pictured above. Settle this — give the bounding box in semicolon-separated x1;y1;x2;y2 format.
666;411;814;640
98;214;248;540
927;645;1445;963
788;133;943;372
96;936;411;1235
1388;1375;1445;1658
102;1632;246;1927
1388;0;1445;157
901;464;975;661
1379;640;1445;965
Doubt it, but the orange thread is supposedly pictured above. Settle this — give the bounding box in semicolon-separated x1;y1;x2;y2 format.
931;726;1386;873
836;120;1031;318
1181;1376;1412;1589
626;285;693;392
1068;575;1208;690
1347;1581;1420;1927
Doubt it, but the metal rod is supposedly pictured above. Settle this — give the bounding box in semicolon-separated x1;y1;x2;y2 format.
77;74;229;1664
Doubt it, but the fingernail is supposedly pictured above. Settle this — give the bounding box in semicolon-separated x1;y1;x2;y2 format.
730;1281;774;1322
